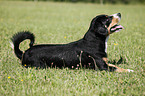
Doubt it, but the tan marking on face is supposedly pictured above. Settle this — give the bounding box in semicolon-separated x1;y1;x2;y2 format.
107;17;120;36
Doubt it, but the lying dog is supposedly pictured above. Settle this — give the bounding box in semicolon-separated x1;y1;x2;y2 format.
11;13;133;72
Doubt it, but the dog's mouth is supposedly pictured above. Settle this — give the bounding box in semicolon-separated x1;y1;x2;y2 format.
108;13;124;34
110;24;124;33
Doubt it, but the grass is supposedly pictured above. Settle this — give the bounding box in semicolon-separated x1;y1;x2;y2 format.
0;1;145;96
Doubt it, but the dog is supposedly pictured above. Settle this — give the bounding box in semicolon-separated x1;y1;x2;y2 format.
11;13;133;72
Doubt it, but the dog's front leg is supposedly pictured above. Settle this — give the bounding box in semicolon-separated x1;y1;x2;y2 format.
107;64;134;72
88;55;110;71
102;57;134;72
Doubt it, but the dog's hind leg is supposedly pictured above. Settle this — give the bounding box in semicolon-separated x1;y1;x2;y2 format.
22;58;42;69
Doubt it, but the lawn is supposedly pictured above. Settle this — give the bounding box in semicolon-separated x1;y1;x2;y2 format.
0;1;145;96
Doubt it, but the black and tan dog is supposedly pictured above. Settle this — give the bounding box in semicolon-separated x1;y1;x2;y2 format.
11;13;133;72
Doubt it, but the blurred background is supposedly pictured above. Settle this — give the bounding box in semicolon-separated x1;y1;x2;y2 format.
3;0;145;4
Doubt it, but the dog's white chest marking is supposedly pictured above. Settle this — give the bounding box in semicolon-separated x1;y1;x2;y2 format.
105;36;109;52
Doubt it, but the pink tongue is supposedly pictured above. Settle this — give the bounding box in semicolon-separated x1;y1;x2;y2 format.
111;25;124;32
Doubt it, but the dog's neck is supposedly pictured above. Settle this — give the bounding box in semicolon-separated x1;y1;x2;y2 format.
105;36;109;52
83;30;106;41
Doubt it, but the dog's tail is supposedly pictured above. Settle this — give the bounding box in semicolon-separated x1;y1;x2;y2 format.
11;31;35;60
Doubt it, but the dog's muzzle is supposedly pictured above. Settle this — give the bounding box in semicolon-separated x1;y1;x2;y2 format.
110;13;124;33
112;13;121;23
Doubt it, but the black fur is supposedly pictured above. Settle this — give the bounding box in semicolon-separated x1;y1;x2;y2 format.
11;15;116;71
11;32;35;59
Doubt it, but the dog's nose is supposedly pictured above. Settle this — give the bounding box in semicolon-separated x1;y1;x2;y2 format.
117;13;121;18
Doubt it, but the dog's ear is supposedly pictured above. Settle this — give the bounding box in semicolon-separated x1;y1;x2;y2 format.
95;24;108;36
90;15;108;36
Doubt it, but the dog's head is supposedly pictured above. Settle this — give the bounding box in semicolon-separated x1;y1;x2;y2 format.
90;13;124;36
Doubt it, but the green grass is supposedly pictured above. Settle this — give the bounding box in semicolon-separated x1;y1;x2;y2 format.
0;1;145;96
